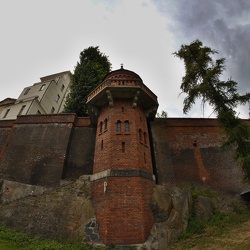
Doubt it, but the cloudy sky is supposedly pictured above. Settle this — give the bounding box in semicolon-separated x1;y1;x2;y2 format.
0;0;249;118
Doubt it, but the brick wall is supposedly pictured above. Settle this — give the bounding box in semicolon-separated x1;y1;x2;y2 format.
0;114;95;187
151;118;250;194
91;177;154;244
94;101;152;174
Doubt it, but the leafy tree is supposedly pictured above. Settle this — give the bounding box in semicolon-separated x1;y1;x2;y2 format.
174;40;250;180
156;110;168;118
64;46;111;116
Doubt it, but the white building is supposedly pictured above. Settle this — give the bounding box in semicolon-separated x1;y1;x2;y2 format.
0;71;71;120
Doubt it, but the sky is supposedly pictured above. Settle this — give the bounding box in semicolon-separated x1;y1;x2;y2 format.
0;0;249;118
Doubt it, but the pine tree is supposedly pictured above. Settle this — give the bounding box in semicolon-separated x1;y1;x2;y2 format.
174;40;250;180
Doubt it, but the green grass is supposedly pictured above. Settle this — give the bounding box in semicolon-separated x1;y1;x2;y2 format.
0;225;104;250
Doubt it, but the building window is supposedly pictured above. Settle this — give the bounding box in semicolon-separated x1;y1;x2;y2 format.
50;107;55;114
3;109;10;118
55;94;60;103
116;120;121;133
100;121;103;133
61;84;65;92
104;118;108;130
18;105;26;115
24;88;30;95
39;84;46;91
144;152;146;163
139;129;142;141
122;142;125;152
101;140;103;150
125;120;130;132
144;132;147;145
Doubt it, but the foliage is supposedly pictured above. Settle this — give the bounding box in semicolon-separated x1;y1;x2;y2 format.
0;225;105;250
64;46;111;117
156;110;168;118
174;39;250;181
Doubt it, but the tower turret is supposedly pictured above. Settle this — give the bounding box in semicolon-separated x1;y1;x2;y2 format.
87;67;158;244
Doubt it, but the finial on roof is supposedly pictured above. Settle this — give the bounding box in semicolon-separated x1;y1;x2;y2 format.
120;63;124;69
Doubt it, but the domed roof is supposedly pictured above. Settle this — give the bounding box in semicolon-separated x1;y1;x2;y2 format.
102;65;143;83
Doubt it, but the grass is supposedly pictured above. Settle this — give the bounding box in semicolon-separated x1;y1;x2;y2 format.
0;225;104;250
167;187;250;249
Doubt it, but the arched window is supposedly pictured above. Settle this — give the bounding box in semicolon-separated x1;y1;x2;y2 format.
125;120;130;132
104;118;108;130
116;120;121;132
144;132;147;145
139;129;142;141
100;121;103;133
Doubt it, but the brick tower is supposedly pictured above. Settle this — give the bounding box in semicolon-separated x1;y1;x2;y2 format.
87;66;158;245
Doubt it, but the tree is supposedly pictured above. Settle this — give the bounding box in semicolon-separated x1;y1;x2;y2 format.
64;46;111;116
156;110;168;118
174;40;250;180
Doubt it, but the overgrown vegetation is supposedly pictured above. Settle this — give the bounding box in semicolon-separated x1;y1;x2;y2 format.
168;187;250;249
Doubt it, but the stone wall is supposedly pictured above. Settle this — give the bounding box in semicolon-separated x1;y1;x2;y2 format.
150;118;250;194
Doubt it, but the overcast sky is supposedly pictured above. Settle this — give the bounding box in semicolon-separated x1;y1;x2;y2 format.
0;0;249;118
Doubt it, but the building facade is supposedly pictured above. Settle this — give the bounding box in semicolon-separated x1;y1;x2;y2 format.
0;71;71;120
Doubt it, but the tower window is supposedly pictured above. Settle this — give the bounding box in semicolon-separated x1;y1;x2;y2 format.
139;129;142;141
125;120;130;132
101;140;103;150
116;120;121;132
104;118;108;130
122;142;125;152
100;121;103;133
144;152;146;163
144;132;147;145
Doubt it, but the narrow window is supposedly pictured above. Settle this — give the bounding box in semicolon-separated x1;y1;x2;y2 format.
39;84;46;91
100;121;103;133
104;118;108;130
122;142;125;152
3;109;10;118
60;84;65;92
50;107;55;114
24;88;30;95
101;140;103;150
144;152;146;163
144;132;147;145
139;129;142;141
55;94;60;103
116;120;121;132
125;120;130;132
18;105;26;115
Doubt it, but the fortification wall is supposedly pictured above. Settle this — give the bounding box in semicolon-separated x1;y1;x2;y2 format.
0;114;95;187
150;118;250;194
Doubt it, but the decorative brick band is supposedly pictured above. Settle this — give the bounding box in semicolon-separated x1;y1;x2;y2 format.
91;169;155;181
